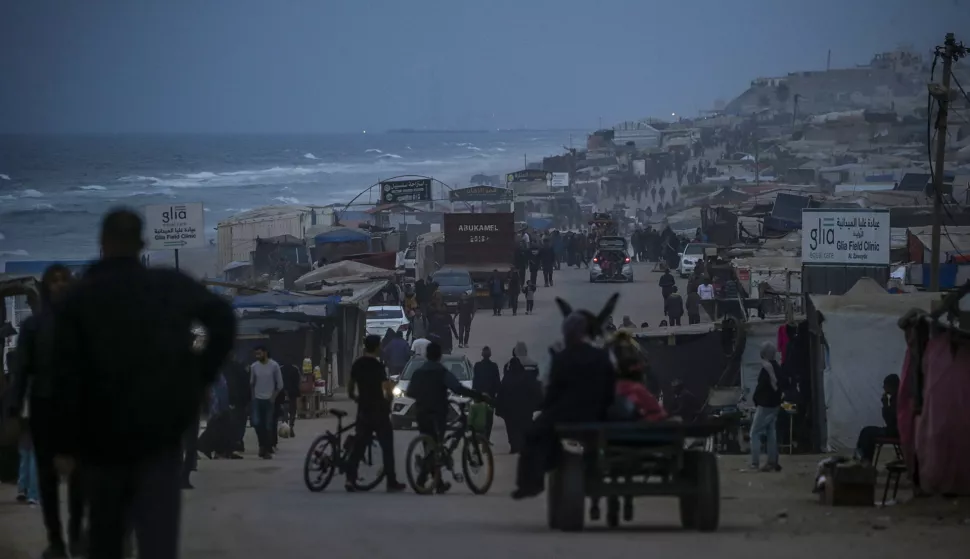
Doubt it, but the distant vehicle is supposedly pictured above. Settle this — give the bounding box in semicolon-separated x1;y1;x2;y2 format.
401;245;416;278
390;355;474;430
590;237;633;283
679;243;715;278
365;305;410;337
430;268;474;312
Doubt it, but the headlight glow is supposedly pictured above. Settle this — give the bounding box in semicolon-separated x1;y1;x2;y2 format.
392;386;403;397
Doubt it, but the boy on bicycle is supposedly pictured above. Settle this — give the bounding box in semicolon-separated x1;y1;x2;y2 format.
405;341;489;493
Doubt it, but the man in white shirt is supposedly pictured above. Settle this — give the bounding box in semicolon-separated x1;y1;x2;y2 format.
250;346;283;459
410;337;431;358
698;280;715;300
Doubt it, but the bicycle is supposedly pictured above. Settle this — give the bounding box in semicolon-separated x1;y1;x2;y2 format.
303;409;386;492
404;398;494;495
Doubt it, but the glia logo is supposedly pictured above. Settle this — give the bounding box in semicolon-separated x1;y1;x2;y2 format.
808;217;836;250
161;205;188;224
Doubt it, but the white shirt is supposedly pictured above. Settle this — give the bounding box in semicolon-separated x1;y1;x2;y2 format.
698;284;715;300
411;338;431;358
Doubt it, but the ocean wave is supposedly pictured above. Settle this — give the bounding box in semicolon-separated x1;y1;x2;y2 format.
466;146;482;151
303;152;318;160
377;153;402;159
123;188;175;197
0;232;5;240
274;196;301;204
79;185;107;191
365;149;382;154
20;189;44;198
492;147;507;152
0;173;10;181
0;195;13;201
0;249;29;257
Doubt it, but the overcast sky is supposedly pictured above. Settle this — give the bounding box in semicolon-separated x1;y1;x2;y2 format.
0;0;965;133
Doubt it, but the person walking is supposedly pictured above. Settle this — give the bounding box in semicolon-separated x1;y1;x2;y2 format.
507;268;521;316
750;342;783;472
686;287;702;325
472;347;501;441
10;264;87;559
250;346;283;459
497;348;542;454
345;335;406;493
540;238;555;287
664;286;685;326
50;209;236;559
488;270;505;316
659;268;676;309
281;362;301;436
528;243;541;287
524;280;536;314
16;427;40;505
457;294;475;348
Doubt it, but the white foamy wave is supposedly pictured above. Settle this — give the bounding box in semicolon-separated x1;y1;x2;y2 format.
303;152;318;160
377;153;402;159
456;143;471;147
0;174;10;181
406;145;412;150
79;185;107;191
365;149;382;154
0;232;5;240
123;188;175;197
466;146;482;151
0;195;14;201
274;196;301;204
21;189;44;198
0;249;29;257
492;147;507;152
183;172;218;180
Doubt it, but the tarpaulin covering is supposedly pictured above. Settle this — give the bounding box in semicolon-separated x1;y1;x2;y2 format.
313;227;371;244
638;332;728;418
899;332;970;495
232;291;338;314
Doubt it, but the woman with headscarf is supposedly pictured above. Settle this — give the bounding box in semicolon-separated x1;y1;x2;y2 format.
853;374;900;465
497;346;542;454
749;342;782;472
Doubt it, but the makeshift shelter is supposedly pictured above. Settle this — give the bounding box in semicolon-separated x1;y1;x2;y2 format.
808;279;940;451
308;226;372;263
294;259;396;290
897;287;970;495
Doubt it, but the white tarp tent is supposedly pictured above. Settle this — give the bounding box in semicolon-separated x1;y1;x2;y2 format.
810;279;938;451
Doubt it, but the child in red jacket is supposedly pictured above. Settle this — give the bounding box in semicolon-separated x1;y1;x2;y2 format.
609;332;668;422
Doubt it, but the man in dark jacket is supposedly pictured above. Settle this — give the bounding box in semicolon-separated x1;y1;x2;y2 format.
686;288;702;325
281;362;302;435
539;238;556;287
224;358;251;453
664;286;685;326
513;312;616;499
658;269;676;308
51;209;236;559
457;294;475;348
488;270;504;316
10;264;85;559
406;342;487;493
749;342;782;472
514;242;529;282
528;244;541;286
472;347;501;440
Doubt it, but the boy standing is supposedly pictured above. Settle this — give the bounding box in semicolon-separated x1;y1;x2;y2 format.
524;281;536;314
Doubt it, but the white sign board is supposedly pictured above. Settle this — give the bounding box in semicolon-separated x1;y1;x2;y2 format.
547;172;569;189
801;208;890;265
632;159;646;176
144;202;206;251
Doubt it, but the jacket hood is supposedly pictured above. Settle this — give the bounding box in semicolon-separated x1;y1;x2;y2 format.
513;341;529;358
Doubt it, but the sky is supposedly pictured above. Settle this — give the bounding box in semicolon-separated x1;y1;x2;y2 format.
0;0;966;134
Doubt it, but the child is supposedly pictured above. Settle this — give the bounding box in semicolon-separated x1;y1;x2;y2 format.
609;332;667;422
17;428;39;505
524;280;536;314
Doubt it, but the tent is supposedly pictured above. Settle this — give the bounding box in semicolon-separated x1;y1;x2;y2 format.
312;226;371;245
294;260;395;290
232;291;339;317
809;278;939;451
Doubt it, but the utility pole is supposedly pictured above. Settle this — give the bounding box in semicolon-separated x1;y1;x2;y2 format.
929;33;967;291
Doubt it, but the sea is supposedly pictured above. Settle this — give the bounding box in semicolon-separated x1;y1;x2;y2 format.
0;131;578;263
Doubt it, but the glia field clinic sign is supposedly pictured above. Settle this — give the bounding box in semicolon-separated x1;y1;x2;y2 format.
801;208;890;265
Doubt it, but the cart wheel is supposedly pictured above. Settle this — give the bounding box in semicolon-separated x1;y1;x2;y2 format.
557;452;586;532
546;469;562;530
606;496;620;528
679;450;720;532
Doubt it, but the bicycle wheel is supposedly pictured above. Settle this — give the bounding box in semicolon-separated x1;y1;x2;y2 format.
461;432;494;495
351;438;387;491
304;434;337;492
405;434;438;495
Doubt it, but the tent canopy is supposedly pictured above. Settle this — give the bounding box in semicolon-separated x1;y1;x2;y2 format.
312;226;370;245
232;291;338;313
294;260;395;290
810;280;939;451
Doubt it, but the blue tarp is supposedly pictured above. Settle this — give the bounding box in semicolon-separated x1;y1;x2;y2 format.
314;228;370;245
232;291;339;313
526;216;554;230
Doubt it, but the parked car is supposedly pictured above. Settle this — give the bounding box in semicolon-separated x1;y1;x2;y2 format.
365;305;410;337
589;236;633;283
390;354;473;429
679;243;715;278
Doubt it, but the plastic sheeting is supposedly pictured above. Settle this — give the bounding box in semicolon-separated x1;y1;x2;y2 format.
900;332;970;495
821;311;910;451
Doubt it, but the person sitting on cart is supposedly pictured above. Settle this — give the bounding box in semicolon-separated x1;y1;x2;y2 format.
512;304;617;500
609;332;667;422
405;342;489;493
